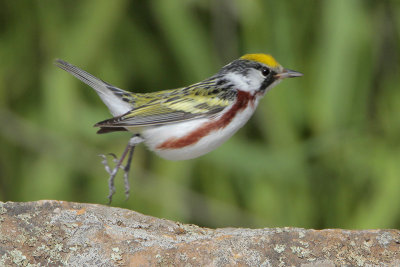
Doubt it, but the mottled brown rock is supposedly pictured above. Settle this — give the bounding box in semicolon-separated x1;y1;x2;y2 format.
0;200;399;266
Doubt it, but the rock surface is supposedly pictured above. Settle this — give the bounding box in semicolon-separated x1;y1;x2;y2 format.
0;200;399;266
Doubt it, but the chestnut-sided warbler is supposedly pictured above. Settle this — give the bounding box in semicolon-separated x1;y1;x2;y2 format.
55;54;302;203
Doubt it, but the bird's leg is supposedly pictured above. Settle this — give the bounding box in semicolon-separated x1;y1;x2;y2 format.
123;145;135;200
99;153;118;202
99;134;144;204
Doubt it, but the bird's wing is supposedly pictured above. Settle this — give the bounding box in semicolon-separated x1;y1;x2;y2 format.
95;84;234;127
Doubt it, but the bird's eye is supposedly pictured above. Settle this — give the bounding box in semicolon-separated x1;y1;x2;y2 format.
261;67;270;77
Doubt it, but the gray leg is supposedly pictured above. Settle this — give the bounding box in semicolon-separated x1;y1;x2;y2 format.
123;145;135;200
100;134;144;204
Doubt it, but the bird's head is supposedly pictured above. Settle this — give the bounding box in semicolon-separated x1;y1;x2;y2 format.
219;53;303;95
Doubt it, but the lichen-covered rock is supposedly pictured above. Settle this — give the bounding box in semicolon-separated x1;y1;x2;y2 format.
0;200;399;266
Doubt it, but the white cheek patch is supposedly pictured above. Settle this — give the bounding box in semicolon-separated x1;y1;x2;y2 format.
224;71;263;93
246;69;266;91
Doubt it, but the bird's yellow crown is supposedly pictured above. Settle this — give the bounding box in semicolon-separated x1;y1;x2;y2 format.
240;53;280;68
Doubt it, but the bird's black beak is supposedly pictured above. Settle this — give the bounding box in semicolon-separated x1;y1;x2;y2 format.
275;68;303;79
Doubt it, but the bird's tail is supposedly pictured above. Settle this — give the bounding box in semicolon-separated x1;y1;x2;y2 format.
54;59;134;117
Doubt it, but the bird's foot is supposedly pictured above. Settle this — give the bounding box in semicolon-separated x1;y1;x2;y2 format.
99;135;144;204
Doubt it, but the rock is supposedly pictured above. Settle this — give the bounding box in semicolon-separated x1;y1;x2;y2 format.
0;200;399;266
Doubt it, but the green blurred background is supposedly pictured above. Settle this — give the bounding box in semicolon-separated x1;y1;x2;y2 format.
1;0;400;229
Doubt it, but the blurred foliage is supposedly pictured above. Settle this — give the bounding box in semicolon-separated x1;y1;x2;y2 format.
0;0;400;229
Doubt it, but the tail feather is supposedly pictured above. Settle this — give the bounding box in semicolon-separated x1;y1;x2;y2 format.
55;59;133;116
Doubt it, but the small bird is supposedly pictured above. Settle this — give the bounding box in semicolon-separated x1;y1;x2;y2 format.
55;54;303;203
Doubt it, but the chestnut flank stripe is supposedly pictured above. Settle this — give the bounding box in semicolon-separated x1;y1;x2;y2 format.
156;90;254;149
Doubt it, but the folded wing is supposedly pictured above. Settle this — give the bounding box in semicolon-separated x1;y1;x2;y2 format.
95;86;232;128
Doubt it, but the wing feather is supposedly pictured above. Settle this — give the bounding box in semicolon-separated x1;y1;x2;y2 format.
95;81;234;127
